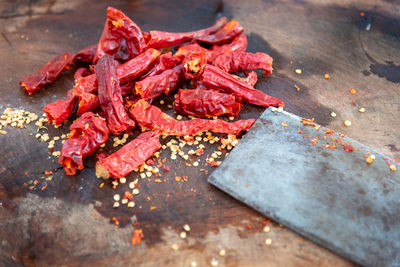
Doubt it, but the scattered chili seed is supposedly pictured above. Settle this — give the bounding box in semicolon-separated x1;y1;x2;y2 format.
171;243;179;250
389;164;397;172
183;224;191;231
219;249;226;256
330;112;336;117
344;120;351;127
295;69;302;74
263;226;271;233
359;107;365;113
366;154;375;164
294;85;300;91
180;231;187;239
265;238;272;245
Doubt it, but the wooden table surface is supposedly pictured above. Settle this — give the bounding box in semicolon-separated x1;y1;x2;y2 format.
0;0;399;266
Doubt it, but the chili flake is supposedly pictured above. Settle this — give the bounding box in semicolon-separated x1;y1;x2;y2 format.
132;229;143;245
350;88;356;94
324;74;331;80
366;154;375;164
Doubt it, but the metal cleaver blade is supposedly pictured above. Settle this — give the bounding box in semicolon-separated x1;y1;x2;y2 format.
208;108;400;267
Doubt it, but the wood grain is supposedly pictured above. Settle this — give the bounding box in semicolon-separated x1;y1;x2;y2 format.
0;0;399;266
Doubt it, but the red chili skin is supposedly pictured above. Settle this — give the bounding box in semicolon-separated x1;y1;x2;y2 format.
76;92;99;115
73;44;97;63
213;51;273;75
174;88;243;117
174;43;207;62
232;71;258;87
141;52;180;79
95;55;135;135
59;112;109;175
96;131;161;179
183;47;207;79
135;65;183;100
20;52;74;95
195;20;244;45
201;64;284;108
94;7;146;64
74;67;92;80
207;35;247;63
146;17;228;49
107;6;146;59
116;49;161;83
129;99;256;135
44;90;77;125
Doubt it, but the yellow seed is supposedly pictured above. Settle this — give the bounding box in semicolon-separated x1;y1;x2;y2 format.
119;177;126;184
171;244;179;250
281;122;287;127
359;107;365;113
180;231;187;239
330;112;336;117
113;202;120;208
265;238;272;245
263;226;271;233
389;164;397;172
128;201;135;208
219;249;226;256
121;199;128;204
344;120;351;127
295;69;302;74
193;162;199;167
113;194;120;201
366;155;375;164
183;224;191;231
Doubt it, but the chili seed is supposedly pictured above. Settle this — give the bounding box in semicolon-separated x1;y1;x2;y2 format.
219;249;226;256
183;224;191;231
295;69;302;74
344;120;351;127
180;231;187;239
330;112;336;117
359;107;365;113
113;194;120;201
263;226;271;232
265;238;272;245
390;164;397;172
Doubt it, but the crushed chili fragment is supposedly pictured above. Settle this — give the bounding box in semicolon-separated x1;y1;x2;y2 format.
132;229;144;245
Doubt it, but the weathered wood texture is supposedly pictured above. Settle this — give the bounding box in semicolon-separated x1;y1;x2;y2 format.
0;0;399;266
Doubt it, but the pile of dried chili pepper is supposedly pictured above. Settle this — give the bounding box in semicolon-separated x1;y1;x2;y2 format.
19;6;284;178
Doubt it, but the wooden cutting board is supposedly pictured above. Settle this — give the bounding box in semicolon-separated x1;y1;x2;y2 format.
0;0;399;266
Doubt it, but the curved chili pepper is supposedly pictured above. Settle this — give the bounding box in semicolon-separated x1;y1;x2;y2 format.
174;88;242;117
146;17;228;49
135;65;183;100
95;55;135;135
96;131;161;179
232;71;258;87
74;44;97;63
207;35;247;62
129;99;255;135
213;51;273;75
94;7;146;63
141;52;180;79
195;20;244;45
59;112;109;175
20;52;74;95
201;64;284;108
116;48;160;83
44;90;77;125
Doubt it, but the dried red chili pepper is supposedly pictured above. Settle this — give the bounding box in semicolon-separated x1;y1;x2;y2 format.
135;65;183;100
174;88;242;117
94;7;146;63
44;90;77;125
74;44;97;63
232;71;258;87
201;64;284;107
213;51;273;75
141;52;180;79
129;99;255;135
95;55;135;135
174;43;206;62
116;48;160;83
107;7;146;59
20;52;74;95
183;46;207;79
146;17;228;49
59;112;109;175
73;49;160;96
76;92;99;115
74;67;91;80
195;20;244;45
96;131;161;179
207;34;247;63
